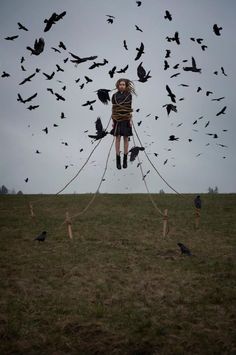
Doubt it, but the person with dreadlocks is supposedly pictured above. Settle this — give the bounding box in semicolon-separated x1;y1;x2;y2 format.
110;78;136;169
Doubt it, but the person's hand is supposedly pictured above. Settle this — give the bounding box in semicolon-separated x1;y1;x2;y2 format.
129;119;133;127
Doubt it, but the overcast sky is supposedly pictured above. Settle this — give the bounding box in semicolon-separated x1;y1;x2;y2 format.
0;0;235;194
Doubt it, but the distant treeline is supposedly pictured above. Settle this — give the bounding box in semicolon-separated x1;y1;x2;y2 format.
0;185;23;195
0;185;219;195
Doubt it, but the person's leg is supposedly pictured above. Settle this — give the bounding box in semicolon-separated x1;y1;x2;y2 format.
124;136;129;154
115;135;121;155
123;136;129;168
115;135;121;169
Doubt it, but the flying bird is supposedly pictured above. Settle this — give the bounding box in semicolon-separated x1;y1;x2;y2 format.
183;57;201;73
106;15;115;24
17;22;28;31
55;93;65;101
26;38;45;55
4;35;19;41
1;71;10;78
17;92;37;103
123;40;128;50
116;64;129;73
96;89;111;104
211;96;225;102
82;100;96;107
166;85;176;103
88;117;108;140
216;106;227;116
44;11;66;32
84;75;93;83
164;60;170;70
59;41;66;50
43;71;55;80
56;64;64;72
136;1;142;6
169;135;179;141
51;47;61;53
129;146;145;161
135;42;145;60
213;24;222;36
221;67;227;76
137;62;151;82
163;103;177;115
166;32;180;45
135;25;143;32
19;72;36;85
108;66;116;78
42;127;48;134
164;10;172;21
27;105;39;110
69;52;98;65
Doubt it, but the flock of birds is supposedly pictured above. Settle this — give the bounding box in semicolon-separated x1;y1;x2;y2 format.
1;2;229;187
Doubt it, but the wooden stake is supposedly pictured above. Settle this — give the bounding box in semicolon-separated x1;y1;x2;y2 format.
163;209;168;237
66;211;73;240
29;202;35;218
195;208;201;229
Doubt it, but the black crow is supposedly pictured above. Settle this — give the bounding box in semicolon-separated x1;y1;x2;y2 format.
55;93;65;101
129;146;145;161
135;42;145;60
137;62;151;82
59;41;66;50
216;106;227;116
177;243;192;256
1;71;10;78
123;40;128;50
96;89;111;104
166;85;176;103
18;22;28;31
5;35;19;40
108;66;116;78
183;57;201;73
116;64;129;73
135;25;143;32
43;71;55;80
164;10;172;21
88;117;108;140
44;11;66;32
34;231;47;242
19;72;36;85
26;38;45;55
82;100;96;107
69;52;98;65
213;24;222;36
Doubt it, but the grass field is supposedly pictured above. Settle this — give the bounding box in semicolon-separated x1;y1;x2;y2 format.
0;193;235;354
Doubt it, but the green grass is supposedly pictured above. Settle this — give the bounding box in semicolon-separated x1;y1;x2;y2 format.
0;193;235;354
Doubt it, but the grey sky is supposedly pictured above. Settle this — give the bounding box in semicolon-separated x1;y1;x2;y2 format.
0;0;235;194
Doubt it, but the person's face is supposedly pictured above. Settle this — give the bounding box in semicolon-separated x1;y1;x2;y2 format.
118;81;126;92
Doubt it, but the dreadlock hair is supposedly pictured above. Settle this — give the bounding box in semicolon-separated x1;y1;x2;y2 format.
115;78;137;96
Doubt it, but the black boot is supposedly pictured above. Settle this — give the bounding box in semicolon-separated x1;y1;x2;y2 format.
116;154;121;169
123;153;128;169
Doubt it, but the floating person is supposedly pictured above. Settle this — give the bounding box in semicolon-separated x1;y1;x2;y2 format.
110;78;136;169
194;195;202;209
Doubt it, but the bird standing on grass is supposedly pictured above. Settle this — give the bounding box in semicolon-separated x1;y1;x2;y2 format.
177;243;192;256
34;231;47;242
